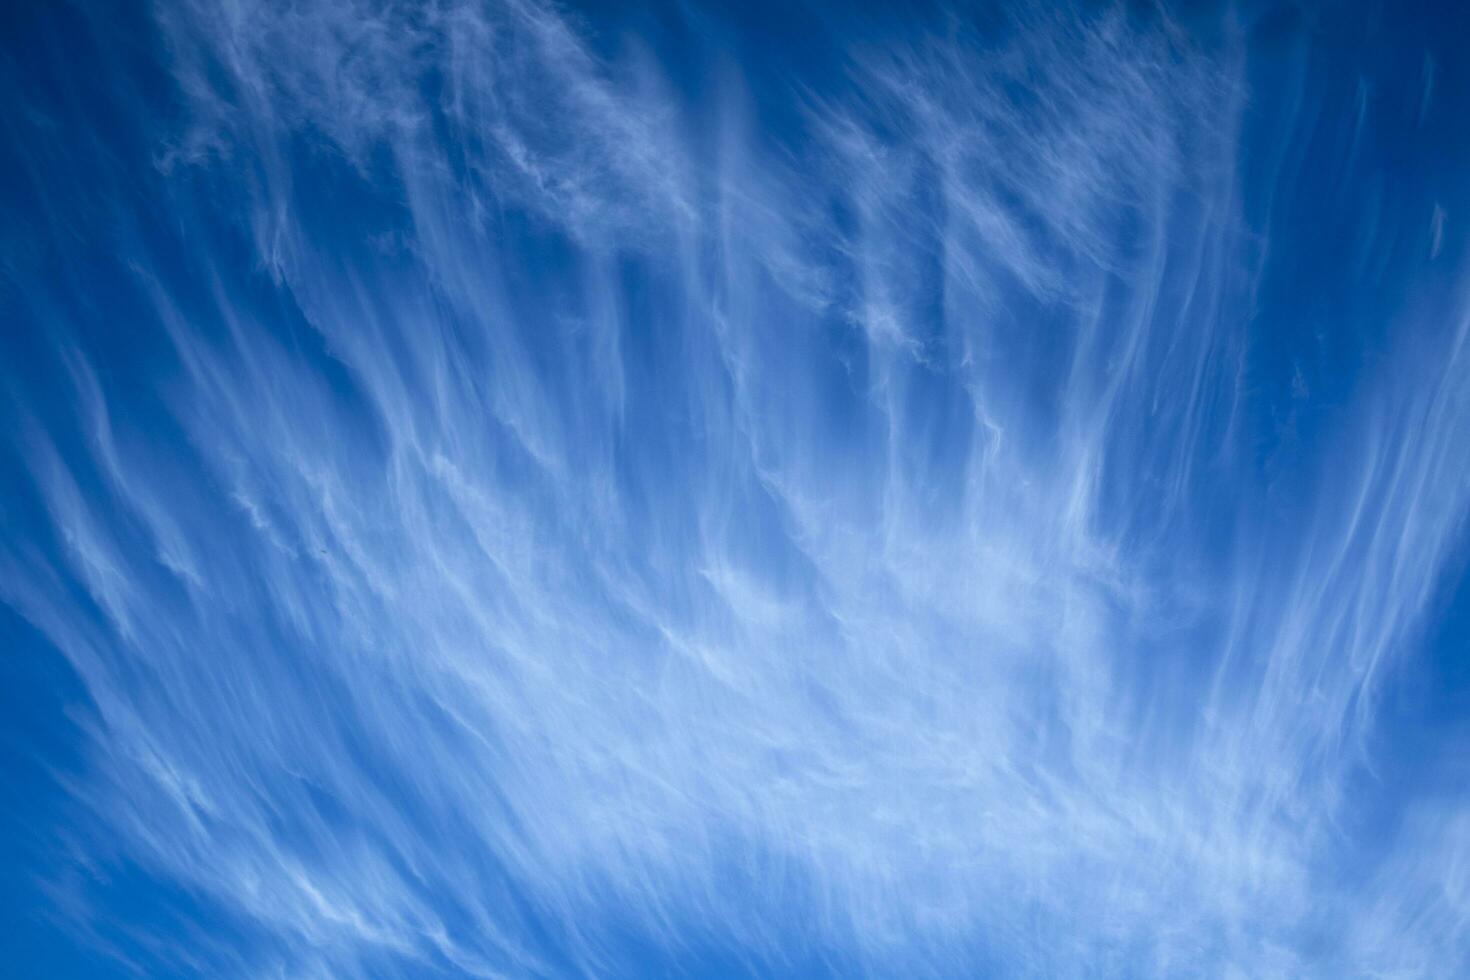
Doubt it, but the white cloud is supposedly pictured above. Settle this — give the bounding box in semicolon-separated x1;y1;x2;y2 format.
4;0;1469;975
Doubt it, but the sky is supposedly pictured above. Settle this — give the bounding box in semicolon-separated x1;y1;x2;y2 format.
2;0;1470;976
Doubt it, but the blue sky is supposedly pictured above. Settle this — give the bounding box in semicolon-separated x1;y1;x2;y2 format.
3;0;1470;976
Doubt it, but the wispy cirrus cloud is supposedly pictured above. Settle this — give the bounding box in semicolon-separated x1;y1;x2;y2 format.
2;0;1468;976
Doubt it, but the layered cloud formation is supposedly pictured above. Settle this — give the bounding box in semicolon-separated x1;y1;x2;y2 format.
3;0;1469;976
